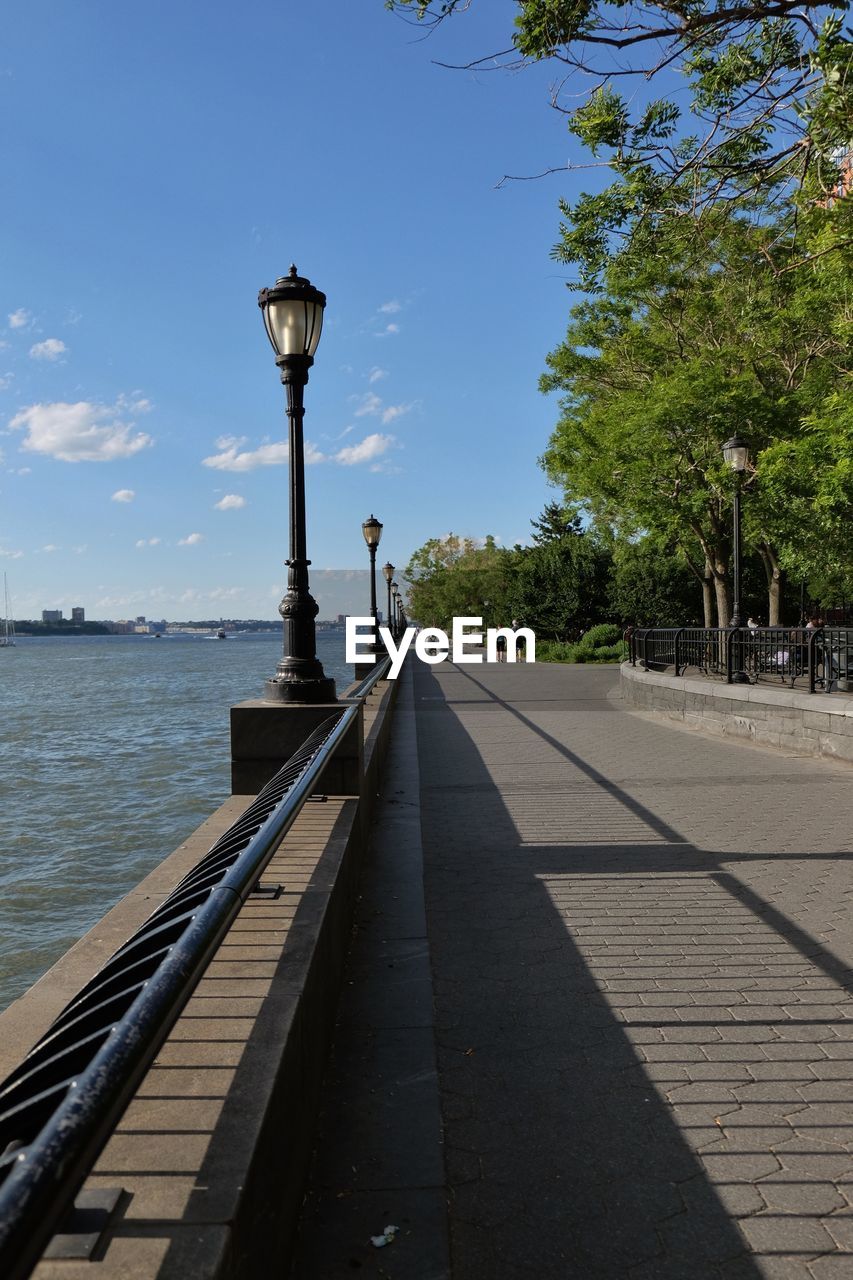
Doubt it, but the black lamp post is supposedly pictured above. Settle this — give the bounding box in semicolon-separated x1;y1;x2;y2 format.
722;434;749;629
391;582;400;639
382;562;394;633
258;265;335;703
723;433;750;684
362;515;383;628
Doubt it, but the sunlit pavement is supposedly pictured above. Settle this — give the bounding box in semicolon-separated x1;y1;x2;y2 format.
294;658;853;1279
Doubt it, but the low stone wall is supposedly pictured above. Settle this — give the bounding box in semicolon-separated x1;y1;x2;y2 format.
620;661;853;764
0;675;400;1280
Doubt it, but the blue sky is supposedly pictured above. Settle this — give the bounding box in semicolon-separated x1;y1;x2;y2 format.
1;0;587;621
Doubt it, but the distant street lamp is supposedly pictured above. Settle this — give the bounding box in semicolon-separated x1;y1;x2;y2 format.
362;515;383;624
391;581;400;639
722;434;749;629
723;433;750;684
382;562;394;635
258;265;335;702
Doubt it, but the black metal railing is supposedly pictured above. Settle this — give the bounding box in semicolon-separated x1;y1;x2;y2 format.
628;626;853;693
347;651;392;699
0;705;359;1280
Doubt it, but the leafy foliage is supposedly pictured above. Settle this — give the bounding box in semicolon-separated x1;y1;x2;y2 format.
387;0;853;285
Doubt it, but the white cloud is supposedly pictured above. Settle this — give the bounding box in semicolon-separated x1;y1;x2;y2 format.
381;402;415;425
334;433;395;466
135;537;161;548
352;391;414;426
376;323;400;337
0;374;13;390
9;401;154;463
111;488;135;503
202;438;325;471
178;532;204;546
29;338;67;361
41;544;60;553
354;392;383;418
378;301;401;314
8;309;30;330
368;367;388;384
0;547;24;559
214;493;246;511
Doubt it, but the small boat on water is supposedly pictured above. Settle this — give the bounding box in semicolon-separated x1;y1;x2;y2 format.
217;628;227;640
1;575;15;648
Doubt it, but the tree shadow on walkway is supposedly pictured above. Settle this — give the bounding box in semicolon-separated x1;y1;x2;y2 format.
415;661;853;1279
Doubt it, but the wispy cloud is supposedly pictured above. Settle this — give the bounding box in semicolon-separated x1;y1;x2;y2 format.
354;392;383;418
8;309;30;330
40;544;60;553
214;493;246;511
0;374;13;390
9;400;153;463
378;301;401;315
376;322;399;337
111;488;135;503
334;433;395;466
368;366;388;384
381;402;415;425
203;437;324;471
135;537;161;548
352;391;415;426
178;532;204;546
29;338;66;361
0;547;24;559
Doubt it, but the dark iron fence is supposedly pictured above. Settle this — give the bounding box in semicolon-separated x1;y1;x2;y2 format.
0;655;393;1280
628;626;853;694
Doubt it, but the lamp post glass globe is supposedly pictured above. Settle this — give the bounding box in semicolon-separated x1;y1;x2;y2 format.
258;266;335;703
722;434;749;473
362;515;383;550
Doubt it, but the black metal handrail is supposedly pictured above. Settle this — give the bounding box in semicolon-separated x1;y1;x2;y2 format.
346;651;393;700
0;705;358;1280
629;626;852;693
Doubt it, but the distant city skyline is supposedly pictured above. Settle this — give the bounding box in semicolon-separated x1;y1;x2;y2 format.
20;570;407;624
1;2;587;620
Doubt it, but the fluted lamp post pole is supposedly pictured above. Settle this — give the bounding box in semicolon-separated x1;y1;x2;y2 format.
258;265;335;703
391;582;400;640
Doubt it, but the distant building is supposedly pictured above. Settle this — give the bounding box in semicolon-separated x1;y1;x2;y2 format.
42;609;63;623
71;607;85;624
135;615;146;625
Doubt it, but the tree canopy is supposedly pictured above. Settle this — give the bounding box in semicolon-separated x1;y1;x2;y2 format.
388;0;853;285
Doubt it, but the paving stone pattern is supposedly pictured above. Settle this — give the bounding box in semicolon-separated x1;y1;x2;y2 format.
414;660;853;1279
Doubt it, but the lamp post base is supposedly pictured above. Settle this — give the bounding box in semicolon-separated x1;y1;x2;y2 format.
264;673;337;703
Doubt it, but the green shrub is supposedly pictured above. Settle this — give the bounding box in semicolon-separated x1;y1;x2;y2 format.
577;622;622;650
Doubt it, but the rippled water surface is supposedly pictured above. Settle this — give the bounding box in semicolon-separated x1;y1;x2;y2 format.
0;631;351;1010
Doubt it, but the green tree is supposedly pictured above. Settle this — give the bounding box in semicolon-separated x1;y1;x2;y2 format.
609;536;702;626
506;504;612;638
404;534;511;629
540;211;852;624
388;1;853;285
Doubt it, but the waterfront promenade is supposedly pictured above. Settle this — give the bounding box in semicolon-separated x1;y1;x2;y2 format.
294;658;853;1278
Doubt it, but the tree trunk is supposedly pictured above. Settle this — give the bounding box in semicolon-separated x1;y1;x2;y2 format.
702;562;715;627
758;542;784;625
714;571;730;628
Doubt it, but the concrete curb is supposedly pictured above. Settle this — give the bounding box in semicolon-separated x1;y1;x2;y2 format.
620;660;853;763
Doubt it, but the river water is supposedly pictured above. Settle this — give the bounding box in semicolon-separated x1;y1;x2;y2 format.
0;630;352;1011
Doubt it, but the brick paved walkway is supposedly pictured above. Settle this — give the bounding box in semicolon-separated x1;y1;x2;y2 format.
295;660;853;1279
